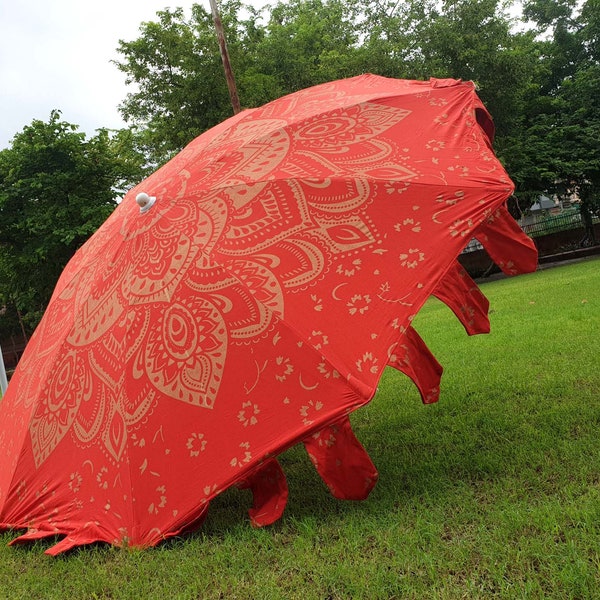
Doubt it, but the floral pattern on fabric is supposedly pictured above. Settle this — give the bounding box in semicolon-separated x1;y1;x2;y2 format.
0;75;536;554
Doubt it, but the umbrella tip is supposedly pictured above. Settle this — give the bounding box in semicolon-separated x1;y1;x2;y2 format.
136;192;156;214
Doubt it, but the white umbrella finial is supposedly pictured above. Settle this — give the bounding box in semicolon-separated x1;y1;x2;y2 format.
136;192;156;213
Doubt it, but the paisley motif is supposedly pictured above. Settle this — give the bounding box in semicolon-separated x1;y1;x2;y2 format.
30;350;83;467
144;298;227;408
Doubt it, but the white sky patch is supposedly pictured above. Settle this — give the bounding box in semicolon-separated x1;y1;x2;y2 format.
0;0;270;148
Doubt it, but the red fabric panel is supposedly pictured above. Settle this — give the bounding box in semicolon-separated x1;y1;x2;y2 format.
303;417;378;501
388;326;443;404
10;521;111;556
433;261;490;335
237;458;288;527
475;204;538;275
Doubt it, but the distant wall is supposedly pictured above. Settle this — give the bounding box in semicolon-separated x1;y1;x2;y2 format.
533;223;600;255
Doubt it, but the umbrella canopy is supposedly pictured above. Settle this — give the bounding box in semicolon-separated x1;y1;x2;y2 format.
0;74;537;554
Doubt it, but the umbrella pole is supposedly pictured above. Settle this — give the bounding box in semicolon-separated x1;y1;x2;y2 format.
0;344;8;396
209;0;241;115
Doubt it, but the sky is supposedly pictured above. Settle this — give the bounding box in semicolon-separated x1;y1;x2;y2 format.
0;0;269;149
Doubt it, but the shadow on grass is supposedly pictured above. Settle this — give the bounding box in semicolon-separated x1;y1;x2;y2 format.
173;392;535;545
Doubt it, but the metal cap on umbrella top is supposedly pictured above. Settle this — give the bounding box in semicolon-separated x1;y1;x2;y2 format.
0;74;537;554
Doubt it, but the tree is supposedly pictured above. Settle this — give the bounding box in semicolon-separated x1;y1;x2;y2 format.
112;0;597;245
253;0;365;90
115;2;262;165
507;0;600;244
114;1;368;165
417;0;539;138
0;111;146;336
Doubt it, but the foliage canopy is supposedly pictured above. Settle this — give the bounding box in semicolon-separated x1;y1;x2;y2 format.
0;111;146;336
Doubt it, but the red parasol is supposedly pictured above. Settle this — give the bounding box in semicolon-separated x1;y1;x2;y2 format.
0;75;536;554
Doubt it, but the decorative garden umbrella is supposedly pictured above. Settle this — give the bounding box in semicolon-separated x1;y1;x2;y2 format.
0;74;537;554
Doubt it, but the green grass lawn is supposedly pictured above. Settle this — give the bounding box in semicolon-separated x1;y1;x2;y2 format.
1;257;599;599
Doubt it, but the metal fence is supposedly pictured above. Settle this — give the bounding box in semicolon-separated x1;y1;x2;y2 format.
520;211;588;238
462;209;598;254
